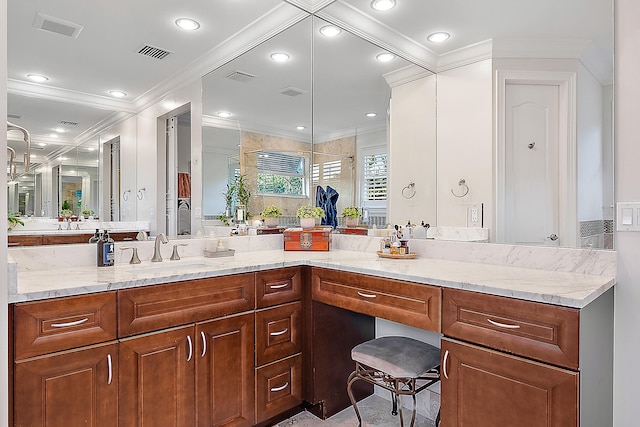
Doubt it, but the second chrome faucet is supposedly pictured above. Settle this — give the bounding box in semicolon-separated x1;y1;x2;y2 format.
151;233;169;262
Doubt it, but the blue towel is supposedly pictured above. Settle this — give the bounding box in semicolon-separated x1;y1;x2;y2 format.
325;185;339;228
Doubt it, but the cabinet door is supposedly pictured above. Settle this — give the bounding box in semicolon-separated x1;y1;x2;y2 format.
119;326;195;427
441;339;578;427
196;312;255;427
14;342;118;427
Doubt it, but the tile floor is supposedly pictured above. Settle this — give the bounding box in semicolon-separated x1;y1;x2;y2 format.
275;395;436;427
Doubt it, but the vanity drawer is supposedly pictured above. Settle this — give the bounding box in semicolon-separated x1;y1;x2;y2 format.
442;288;580;369
256;301;302;366
14;292;117;360
311;268;441;332
255;354;302;423
256;267;302;308
118;273;255;337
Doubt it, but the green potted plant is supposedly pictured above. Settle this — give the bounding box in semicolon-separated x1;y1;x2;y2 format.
7;212;24;232
341;206;362;227
261;205;283;227
296;204;325;230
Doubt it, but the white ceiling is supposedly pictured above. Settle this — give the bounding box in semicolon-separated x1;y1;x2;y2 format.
7;0;613;169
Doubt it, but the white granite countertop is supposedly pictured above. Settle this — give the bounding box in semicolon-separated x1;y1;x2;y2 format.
9;245;615;308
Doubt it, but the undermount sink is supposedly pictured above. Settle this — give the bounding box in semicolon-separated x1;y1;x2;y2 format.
126;261;219;274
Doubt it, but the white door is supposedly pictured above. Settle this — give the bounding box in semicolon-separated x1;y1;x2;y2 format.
504;83;560;246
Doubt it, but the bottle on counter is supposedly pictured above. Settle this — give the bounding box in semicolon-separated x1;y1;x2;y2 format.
88;229;101;243
97;229;115;267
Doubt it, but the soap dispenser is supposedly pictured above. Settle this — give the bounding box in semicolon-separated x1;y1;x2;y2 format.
97;229;115;267
88;229;101;243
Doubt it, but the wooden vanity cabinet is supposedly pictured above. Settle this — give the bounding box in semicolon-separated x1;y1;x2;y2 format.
12;293;118;427
254;268;304;424
306;267;442;419
118;273;257;427
441;287;614;427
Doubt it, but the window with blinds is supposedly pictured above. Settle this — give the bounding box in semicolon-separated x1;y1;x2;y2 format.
312;160;342;186
256;151;306;196
364;153;387;201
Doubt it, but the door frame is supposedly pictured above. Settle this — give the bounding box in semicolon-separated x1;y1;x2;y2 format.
495;70;577;247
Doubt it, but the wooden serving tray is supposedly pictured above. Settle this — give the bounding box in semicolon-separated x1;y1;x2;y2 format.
376;251;417;259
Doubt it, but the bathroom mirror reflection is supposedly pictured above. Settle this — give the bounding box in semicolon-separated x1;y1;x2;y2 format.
7;0;613;249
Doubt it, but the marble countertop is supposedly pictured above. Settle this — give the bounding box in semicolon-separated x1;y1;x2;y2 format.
9;248;615;308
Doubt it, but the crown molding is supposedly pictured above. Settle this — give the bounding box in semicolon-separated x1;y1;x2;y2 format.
284;0;335;13
315;2;438;72
436;39;494;73
384;64;434;88
7;79;136;113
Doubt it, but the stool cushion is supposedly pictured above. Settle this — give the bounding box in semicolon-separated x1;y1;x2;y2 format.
351;336;440;378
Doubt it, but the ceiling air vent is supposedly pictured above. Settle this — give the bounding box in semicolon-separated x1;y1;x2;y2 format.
7;114;22;120
59;120;78;127
280;87;307;97
226;70;256;83
33;13;84;38
137;45;172;60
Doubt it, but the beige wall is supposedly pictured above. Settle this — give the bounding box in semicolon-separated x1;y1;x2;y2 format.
613;0;640;425
388;74;438;226
436;60;493;230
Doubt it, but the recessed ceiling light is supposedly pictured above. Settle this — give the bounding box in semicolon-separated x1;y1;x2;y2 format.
37;142;47;147
216;111;232;118
175;18;200;31
54;127;66;133
371;0;395;11
427;32;450;43
270;52;290;63
296;126;306;130
109;90;127;98
376;53;395;62
27;74;49;83
319;25;341;37
366;112;377;118
49;133;58;138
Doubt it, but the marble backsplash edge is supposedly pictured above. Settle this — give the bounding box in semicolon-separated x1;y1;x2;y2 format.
8;234;285;272
7;233;616;277
331;235;617;277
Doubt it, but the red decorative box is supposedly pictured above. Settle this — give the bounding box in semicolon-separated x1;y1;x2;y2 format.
336;226;369;236
283;228;332;251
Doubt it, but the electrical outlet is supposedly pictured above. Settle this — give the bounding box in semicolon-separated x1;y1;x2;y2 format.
467;204;481;226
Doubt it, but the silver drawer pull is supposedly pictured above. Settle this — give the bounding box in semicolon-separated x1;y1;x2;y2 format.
200;331;207;357
270;382;289;392
270;328;288;337
107;354;113;385
51;317;89;328
442;350;450;379
269;283;289;289
487;318;521;329
186;335;193;362
357;291;377;298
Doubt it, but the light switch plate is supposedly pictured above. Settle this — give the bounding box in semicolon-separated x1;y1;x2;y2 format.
616;202;640;231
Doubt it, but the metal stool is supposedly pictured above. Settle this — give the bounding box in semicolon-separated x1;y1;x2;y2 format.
347;336;441;427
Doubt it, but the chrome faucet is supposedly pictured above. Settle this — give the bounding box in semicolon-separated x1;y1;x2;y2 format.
151;233;169;262
7;121;31;172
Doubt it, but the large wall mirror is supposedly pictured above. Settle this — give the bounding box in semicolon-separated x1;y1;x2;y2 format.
8;0;612;250
202;12;435;228
7;93;109;219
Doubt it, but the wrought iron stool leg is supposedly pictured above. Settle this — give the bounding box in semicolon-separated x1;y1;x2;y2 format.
347;370;363;427
391;390;398;416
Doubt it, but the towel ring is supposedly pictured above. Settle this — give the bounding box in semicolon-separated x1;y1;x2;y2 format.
402;182;416;199
451;179;469;198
